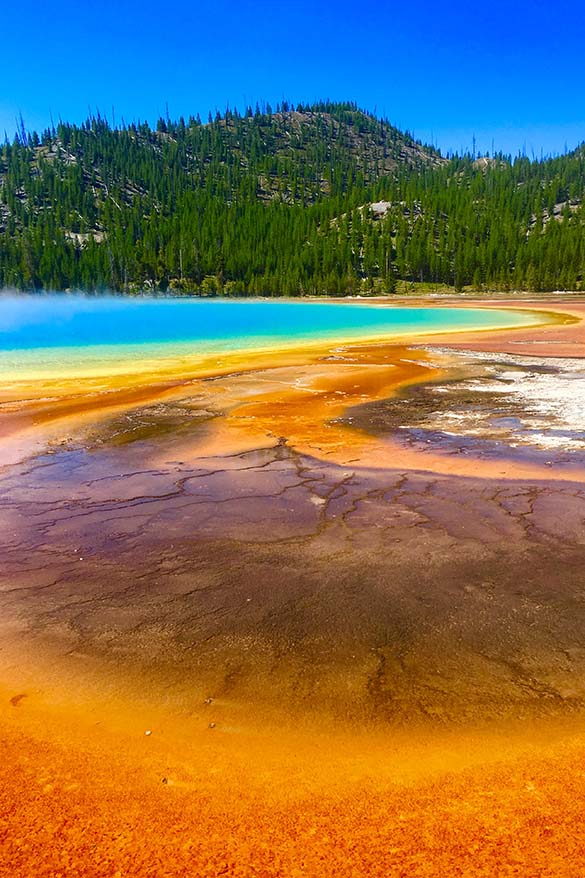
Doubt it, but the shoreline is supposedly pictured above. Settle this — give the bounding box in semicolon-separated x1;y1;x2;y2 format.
0;300;552;383
0;299;574;470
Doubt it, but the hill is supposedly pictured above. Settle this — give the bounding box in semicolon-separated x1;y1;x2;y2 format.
0;101;584;294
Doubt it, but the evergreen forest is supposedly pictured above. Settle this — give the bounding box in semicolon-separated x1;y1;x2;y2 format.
1;101;584;294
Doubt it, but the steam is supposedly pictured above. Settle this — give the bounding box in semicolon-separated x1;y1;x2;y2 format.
0;290;141;334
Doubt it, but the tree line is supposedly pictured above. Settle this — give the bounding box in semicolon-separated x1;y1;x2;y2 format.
0;102;583;294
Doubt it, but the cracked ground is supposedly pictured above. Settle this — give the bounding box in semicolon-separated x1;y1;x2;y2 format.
3;426;585;727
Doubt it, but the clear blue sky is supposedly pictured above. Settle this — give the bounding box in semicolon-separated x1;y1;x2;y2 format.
3;0;584;157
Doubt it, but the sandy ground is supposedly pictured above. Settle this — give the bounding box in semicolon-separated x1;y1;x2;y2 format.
3;297;585;876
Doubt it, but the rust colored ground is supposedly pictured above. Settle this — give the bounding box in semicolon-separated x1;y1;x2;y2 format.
2;298;585;877
3;703;585;878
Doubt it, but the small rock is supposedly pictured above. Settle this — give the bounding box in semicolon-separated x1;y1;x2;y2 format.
204;697;214;705
208;722;216;729
161;777;168;785
9;693;27;708
145;729;152;736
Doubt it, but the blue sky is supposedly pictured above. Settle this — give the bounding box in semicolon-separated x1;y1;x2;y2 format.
2;0;584;157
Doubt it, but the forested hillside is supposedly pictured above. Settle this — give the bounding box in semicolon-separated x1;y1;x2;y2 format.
1;101;584;294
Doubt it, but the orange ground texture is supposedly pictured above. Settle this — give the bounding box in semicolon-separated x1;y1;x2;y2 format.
4;692;585;878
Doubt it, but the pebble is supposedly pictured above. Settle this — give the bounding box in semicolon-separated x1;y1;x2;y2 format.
145;730;152;736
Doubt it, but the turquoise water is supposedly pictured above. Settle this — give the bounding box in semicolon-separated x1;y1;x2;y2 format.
0;295;539;377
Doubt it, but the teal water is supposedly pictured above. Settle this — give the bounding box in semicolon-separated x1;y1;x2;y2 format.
0;295;540;377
